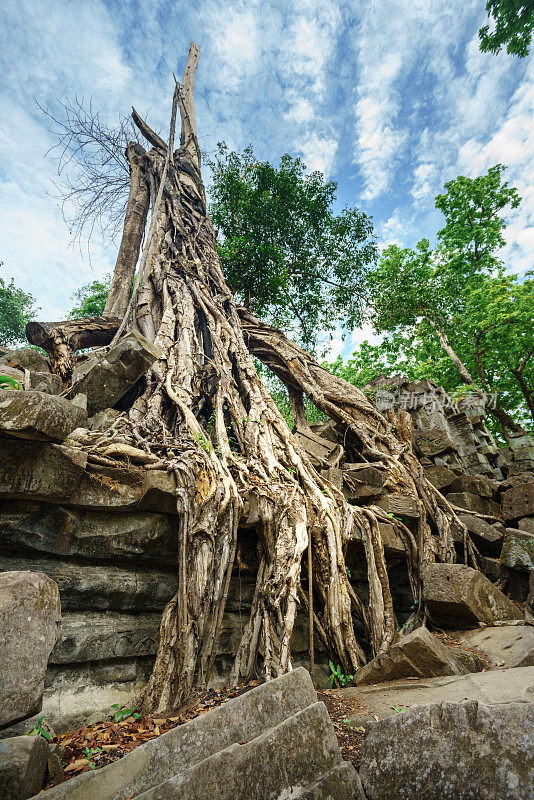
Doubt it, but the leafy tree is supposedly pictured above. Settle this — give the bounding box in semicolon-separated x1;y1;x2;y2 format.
208;143;378;350
342;165;533;436
0;266;38;346
68;275;111;318
479;0;534;57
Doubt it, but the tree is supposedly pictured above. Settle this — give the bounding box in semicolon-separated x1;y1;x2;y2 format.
208;144;377;350
363;166;532;435
30;44;475;714
479;0;534;57
0;267;37;347
69;275;111;318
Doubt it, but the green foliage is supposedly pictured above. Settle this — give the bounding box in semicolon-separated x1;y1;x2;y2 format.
69;275;111;318
479;0;534;57
393;704;406;713
111;703;141;722
0;374;23;390
0;266;37;346
29;715;52;741
83;746;102;769
328;660;354;687
207;143;378;350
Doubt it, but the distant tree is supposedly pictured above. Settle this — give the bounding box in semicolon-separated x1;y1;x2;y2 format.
479;0;534;57
208;143;378;350
68;275;111;318
0;266;38;346
344;165;533;437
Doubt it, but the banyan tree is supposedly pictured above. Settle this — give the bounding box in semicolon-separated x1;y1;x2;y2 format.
27;44;475;714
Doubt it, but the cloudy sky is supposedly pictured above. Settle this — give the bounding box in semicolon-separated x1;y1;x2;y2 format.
1;0;532;356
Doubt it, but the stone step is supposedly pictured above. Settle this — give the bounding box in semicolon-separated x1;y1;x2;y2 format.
135;702;359;800
35;668;322;800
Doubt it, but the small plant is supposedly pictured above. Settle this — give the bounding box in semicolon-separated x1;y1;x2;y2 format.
343;718;351;730
0;374;22;390
328;660;354;687
111;704;141;722
346;567;351;578
393;705;406;713
83;746;102;769
29;715;51;741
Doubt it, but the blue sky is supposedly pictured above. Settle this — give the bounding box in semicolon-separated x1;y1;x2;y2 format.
1;0;533;358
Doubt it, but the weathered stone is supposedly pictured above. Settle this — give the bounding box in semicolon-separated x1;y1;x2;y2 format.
0;572;61;727
422;563;523;628
446;491;501;517
0;735;49;800
501;528;534;572
88;408;121;431
359;700;534;800
449;624;534;669
319;466;342;490
414;429;456;457
449;473;497;498
0;348;51;374
0;500;177;568
0;556;177;612
479;555;506;582
0;391;86;443
36;669;322;800
353;627;468;686
519;516;534;534
294;428;341;465
457;513;503;555
28;373;62;396
343;466;385;501
378;522;406;554
502;482;534;521
134;703;359;800
423;465;457;492
49;612;161;664
66;332;161;417
340;666;534;726
376;493;420;519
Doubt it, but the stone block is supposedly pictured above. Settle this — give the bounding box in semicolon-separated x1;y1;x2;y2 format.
0;572;61;727
0;500;178;568
66;331;161;417
502;481;534;521
353;627;468;686
0;391;86;443
0;735;49;800
457;513;503;556
0;556;177;612
450;624;534;668
519;516;534;534
378;522;406;554
446;491;501;517
421;563;523;628
359;700;534;800
501;528;534;572
0;348;51;374
449;474;497;498
294;428;341;465
28;373;62;395
376;493;420;519
319;466;342;490
36;668;321;800
423;465;456;491
414;429;456;457
49;612;161;664
342;465;385;501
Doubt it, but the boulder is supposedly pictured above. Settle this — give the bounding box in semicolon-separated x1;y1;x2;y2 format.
501;528;534;572
49;612;161;664
0;572;61;727
0;391;86;443
449;625;534;669
0;348;51;374
449;473;498;498
421;563;523;628
66;331;161;417
353;627;469;686
0;556;177;612
0;500;178;568
339;666;534;726
28;373;62;396
0;735;49;800
502;481;534;522
457;513;503;555
359;700;534;800
446;491;501;517
35;668;360;800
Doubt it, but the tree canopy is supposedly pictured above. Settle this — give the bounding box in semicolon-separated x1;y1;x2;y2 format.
68;275;111;318
0;267;37;347
479;0;534;57
327;165;533;436
208;143;378;350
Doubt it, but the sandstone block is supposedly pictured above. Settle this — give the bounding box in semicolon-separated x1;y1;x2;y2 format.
423;465;457;491
49;612;161;664
0;572;61;727
450;624;534;669
0;735;49;800
502;482;534;521
519;516;534;534
421;563;523;628
501;528;534;572
446;491;500;517
457;513;503;555
0;391;86;443
376;493;420;519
